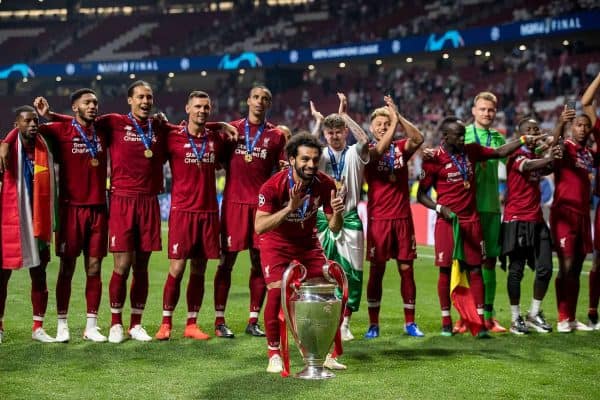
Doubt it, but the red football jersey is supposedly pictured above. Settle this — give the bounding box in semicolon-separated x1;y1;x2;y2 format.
166;125;225;213
222;119;285;205
365;139;414;219
41;121;108;206
257;169;335;247
503;147;544;222
96;113;168;196
553;138;594;214
419;143;496;216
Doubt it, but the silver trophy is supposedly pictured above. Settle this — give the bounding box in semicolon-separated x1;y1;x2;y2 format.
281;261;348;379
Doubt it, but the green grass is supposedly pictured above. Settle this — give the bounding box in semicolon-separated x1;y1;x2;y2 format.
1;244;599;400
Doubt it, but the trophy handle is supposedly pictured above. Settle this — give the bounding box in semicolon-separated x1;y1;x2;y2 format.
323;260;348;308
281;260;307;346
323;260;348;357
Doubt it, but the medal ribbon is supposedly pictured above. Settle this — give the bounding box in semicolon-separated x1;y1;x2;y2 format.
387;143;396;172
578;147;593;173
22;147;34;200
449;151;470;183
288;167;312;224
244;119;266;157
327;146;347;182
473;125;492;147
71;119;98;159
128;112;153;151
184;126;207;163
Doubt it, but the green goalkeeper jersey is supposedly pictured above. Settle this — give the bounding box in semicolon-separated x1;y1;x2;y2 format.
464;124;506;213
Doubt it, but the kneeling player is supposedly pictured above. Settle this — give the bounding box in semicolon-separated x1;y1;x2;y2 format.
255;133;345;373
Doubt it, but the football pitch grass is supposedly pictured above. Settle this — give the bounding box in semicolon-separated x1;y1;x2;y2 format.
1;245;599;400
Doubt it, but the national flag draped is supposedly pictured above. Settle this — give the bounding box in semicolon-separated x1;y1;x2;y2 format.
1;132;54;269
449;212;483;336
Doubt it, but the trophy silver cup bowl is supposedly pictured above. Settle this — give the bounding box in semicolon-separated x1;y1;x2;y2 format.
281;261;347;379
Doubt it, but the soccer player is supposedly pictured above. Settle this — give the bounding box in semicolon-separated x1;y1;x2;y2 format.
417;117;537;336
551;107;595;333
363;99;425;339
17;90;109;343
309;93;370;341
154;91;228;340
213;85;286;338
34;81;170;343
254;132;345;373
502;118;561;335
0;106;55;343
464;91;507;333
581;71;600;329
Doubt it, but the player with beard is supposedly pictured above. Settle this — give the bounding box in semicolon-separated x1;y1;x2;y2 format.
2;90;109;342
213;85;286;338
462;91;507;334
418;117;537;336
551;107;596;333
254;132;344;373
0;106;55;343
154;91;229;340
35;81;170;343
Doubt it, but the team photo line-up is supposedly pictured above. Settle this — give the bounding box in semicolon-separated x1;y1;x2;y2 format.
1;71;600;374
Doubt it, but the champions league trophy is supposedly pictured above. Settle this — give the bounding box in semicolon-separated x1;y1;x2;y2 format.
281;260;348;379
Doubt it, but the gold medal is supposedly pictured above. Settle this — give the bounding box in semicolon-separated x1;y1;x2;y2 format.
463;181;470;189
245;153;253;162
335;180;343;190
389;174;397;182
144;149;153;158
90;158;99;167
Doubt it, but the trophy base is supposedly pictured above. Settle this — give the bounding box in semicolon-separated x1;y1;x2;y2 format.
294;366;335;380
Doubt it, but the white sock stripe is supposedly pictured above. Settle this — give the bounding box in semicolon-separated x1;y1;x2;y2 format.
110;308;122;314
215;311;225;317
162;311;173;317
33;316;44;322
367;302;381;308
131;308;144;315
441;310;451;317
57;314;67;320
404;304;415;310
268;345;280;351
86;313;98;319
187;312;198;318
249;312;259;319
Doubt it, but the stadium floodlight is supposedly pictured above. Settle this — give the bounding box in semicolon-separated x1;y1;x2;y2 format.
308;65;315;70
375;59;383;65
484;51;491;57
442;53;449;59
475;49;482;56
22;77;28;83
406;57;413;63
129;73;136;79
239;68;245;75
339;62;346;68
563;40;570;46
55;76;61;82
168;72;175;78
519;44;527;51
201;71;207;76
